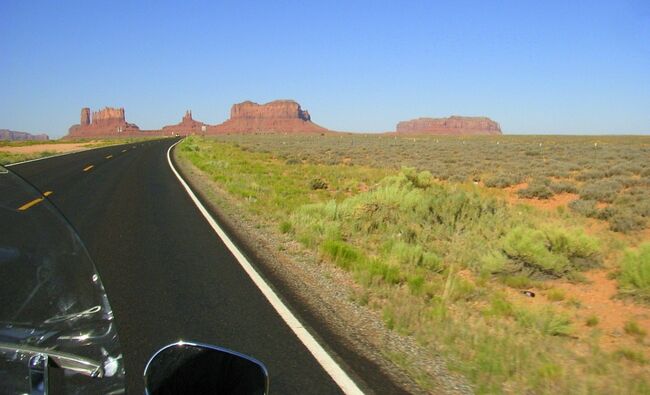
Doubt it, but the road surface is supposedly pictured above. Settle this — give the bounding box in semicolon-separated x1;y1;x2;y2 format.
9;138;406;394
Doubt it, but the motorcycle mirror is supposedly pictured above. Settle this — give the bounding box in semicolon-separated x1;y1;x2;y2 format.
144;341;269;395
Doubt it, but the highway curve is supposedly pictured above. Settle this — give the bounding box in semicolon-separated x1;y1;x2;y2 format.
9;138;368;394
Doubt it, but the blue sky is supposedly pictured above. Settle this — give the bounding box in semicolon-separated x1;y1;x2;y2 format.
1;0;649;137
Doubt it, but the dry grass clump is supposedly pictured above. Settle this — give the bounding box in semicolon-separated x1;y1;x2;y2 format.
618;243;650;303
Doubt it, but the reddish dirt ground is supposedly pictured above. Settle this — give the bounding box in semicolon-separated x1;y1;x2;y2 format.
561;271;649;350
502;182;580;210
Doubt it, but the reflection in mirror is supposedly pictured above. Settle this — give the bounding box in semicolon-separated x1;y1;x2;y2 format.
144;341;268;395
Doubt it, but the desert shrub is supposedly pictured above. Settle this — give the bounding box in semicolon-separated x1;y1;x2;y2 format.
585;315;599;327
624;320;647;338
614;348;647;364
279;221;293;234
386;241;443;272
448;173;469;183
618;243;650;302
479;251;509;275
550;181;578;194
595;206;616;220
575;169;606;181
309;177;328;190
402;167;433;189
609;210;646;233
515;307;573;336
483;294;515;317
580;179;622;203
605;164;632;177
499;226;599;277
547;288;566;301
611;176;639;188
484;173;523;188
501;274;535;289
183;143;200;152
569;199;598;217
517;181;554;199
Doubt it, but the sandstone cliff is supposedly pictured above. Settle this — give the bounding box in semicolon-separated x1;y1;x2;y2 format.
208;100;327;134
395;116;501;135
67;107;143;138
0;129;49;141
161;110;206;135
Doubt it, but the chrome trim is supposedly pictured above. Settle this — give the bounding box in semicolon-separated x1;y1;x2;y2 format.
29;353;48;395
0;342;104;378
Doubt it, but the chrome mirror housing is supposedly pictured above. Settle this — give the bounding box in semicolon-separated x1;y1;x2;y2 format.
144;341;268;395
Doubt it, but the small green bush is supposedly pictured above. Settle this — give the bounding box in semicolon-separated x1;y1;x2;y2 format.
585;315;599;327
279;221;293;234
516;307;573;336
613;348;647;364
618;243;650;302
609;210;646;233
575;169;606;181
502;274;535;289
580;179;622;203
517;180;554;199
568;199;598;217
483;294;514;317
484;173;523;188
310;177;328;190
550;181;578;194
547;288;566;301
500;226;599;277
624;320;647;338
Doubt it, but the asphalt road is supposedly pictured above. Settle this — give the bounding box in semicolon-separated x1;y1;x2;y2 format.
9;139;360;394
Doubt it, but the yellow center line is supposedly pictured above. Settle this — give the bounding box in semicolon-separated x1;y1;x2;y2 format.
106;154;113;159
43;191;53;197
18;197;44;211
83;165;94;172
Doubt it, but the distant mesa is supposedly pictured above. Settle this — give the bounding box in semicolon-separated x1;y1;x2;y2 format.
67;107;143;138
395;116;501;135
208;100;328;134
162;110;206;135
0;129;49;141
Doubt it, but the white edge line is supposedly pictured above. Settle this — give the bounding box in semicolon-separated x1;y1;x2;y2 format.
166;140;364;395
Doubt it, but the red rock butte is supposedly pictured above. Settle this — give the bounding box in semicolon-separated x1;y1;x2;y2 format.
161;110;206;135
67;107;153;138
207;100;328;134
395;116;502;135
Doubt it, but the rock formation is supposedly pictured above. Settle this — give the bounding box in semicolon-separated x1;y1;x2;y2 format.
161;110;206;135
80;108;90;126
208;100;327;134
67;107;143;138
395;116;502;135
0;129;49;141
